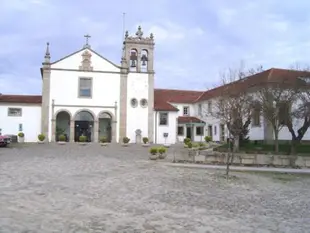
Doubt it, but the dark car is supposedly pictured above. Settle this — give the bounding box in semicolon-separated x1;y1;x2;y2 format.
0;135;11;147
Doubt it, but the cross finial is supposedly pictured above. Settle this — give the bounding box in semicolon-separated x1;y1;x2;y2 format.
84;34;91;48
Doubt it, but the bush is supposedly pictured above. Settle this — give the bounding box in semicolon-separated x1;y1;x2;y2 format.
199;142;205;147
100;136;107;143
158;147;167;154
184;138;191;145
58;134;66;142
18;132;24;137
192;142;199;148
187;141;193;148
142;137;149;144
149;147;158;155
204;136;212;142
38;134;45;142
123;136;130;144
79;135;87;142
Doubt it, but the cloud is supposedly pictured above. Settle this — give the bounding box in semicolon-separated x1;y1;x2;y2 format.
1;0;310;94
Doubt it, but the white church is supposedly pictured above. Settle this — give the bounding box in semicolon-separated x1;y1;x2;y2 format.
0;26;309;144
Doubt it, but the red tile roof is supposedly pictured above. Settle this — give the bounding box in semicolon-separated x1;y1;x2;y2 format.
0;95;42;104
178;116;205;124
154;88;204;111
196;68;310;102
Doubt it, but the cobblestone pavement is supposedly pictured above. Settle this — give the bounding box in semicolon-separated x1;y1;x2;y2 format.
1;143;310;233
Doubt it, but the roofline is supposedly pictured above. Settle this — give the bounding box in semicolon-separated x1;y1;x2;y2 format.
50;47;122;69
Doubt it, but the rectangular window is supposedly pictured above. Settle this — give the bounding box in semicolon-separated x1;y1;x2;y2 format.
79;77;92;98
214;125;217;135
183;106;189;116
198;104;202;116
252;109;261;127
196;126;203;136
159;112;168;125
208;101;212;113
177;126;184;135
278;102;291;125
8;108;22;116
19;124;23;131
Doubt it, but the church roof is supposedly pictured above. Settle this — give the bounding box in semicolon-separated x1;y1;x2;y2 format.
0;94;42;104
178;116;205;124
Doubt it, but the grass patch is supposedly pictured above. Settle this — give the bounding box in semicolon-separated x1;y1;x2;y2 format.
215;142;310;156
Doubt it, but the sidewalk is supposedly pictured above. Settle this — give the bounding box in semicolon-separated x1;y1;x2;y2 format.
164;162;310;174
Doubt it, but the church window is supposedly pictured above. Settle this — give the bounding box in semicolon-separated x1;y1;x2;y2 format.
159;112;168;125
131;98;138;107
140;98;148;107
198;104;202;115
177;126;184;135
8;108;22;116
208;101;212;113
79;77;92;98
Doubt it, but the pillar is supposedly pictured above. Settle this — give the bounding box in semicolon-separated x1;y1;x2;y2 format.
70;120;75;142
51;119;56;142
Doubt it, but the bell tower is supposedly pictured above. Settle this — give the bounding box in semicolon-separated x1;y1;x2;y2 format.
119;26;155;143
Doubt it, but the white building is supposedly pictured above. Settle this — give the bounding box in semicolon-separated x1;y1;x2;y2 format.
1;26;309;144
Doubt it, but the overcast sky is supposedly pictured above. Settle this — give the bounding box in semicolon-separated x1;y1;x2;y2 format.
1;0;309;94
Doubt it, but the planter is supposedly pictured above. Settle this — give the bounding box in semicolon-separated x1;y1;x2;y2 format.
18;137;25;143
58;141;66;145
142;143;150;147
241;154;256;165
38;141;44;144
163;144;171;148
122;143;129;147
100;143;108;147
149;154;158;160
158;153;167;159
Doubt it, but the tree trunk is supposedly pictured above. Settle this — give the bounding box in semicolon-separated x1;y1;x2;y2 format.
233;135;240;152
290;139;299;155
274;130;279;154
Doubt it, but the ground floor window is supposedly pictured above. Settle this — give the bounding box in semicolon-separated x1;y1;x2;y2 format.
159;112;168;125
196;126;204;136
177;126;184;135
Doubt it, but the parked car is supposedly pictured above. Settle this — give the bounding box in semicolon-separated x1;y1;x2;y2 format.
0;135;11;147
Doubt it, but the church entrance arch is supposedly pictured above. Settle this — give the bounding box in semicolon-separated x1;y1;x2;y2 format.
98;111;113;142
55;110;71;142
74;110;94;142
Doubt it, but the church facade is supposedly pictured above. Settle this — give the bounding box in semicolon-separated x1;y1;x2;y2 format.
1;26;310;144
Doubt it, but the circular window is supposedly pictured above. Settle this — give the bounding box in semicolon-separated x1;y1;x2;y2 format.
140;98;148;107
131;98;138;107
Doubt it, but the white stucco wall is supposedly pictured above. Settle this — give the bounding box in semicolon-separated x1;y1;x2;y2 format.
48;49;121;142
0;104;41;142
154;111;177;144
126;72;150;143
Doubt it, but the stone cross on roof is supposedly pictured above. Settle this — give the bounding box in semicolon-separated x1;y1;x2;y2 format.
84;34;91;48
135;26;143;39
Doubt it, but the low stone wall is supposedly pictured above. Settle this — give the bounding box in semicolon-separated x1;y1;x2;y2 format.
180;149;310;168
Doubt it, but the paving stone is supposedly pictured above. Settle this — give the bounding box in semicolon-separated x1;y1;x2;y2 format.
0;143;309;232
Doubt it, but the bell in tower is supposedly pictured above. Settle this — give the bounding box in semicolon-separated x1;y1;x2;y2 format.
129;49;138;71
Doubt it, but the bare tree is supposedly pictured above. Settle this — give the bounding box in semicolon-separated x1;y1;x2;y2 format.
203;64;263;177
255;73;299;153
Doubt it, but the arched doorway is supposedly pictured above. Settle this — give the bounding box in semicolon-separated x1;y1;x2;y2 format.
74;110;94;142
98;112;112;142
55;111;71;142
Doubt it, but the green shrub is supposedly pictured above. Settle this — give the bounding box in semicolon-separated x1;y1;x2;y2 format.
100;136;107;143
149;147;158;155
18;132;24;137
123;137;130;144
204;136;212;142
158;147;167;154
187;141;193;148
79;135;87;142
192;143;199;148
184;138;191;145
58;134;66;142
38;134;45;142
142;137;149;144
